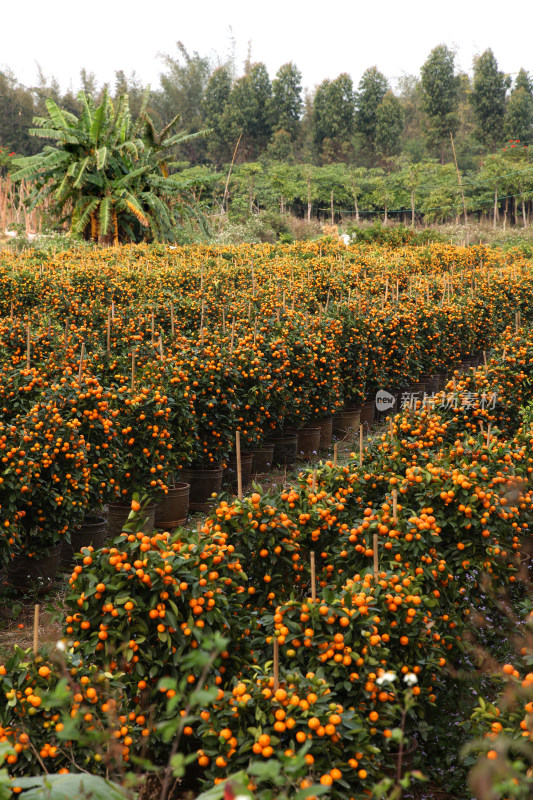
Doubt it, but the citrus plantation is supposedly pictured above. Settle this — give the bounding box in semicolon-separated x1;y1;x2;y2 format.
0;239;530;799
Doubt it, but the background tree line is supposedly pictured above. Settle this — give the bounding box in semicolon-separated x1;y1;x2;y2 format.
1;42;533;229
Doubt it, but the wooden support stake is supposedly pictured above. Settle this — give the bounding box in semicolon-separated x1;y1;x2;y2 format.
131;351;135;390
333;444;338;467
197;520;202;534
65;318;69;346
310;551;316;604
230;317;235;352
373;532;379;583
106;308;111;355
273;637;279;693
158;335;163;359
33;605;39;655
392;488;398;521
311;469;317;493
483;350;487;368
222;307;226;336
78;342;85;383
10;301;13;320
170;302;175;338
26;325;30;369
111;300;115;320
359;424;363;468
486;424;491;447
236;430;243;501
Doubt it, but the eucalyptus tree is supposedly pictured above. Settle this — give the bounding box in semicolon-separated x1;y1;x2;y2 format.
12;89;209;243
471;49;510;149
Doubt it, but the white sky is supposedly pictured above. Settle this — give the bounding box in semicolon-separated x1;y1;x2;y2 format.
4;0;533;95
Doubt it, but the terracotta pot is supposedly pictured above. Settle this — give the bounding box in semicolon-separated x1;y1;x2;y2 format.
154;483;190;531
296;427;321;460
333;407;361;437
360;400;375;429
7;545;61;593
267;434;298;467
180;467;223;513
435;372;447;391
317;417;333;450
248;444;275;473
383;736;418;779
60;516;107;567
419;374;439;394
107;503;156;540
224;452;254;491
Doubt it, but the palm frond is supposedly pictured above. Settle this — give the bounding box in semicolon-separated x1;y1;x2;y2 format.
71;196;100;235
124;196;149;227
90;99;107;145
99;196;112;235
96;146;108;171
45;98;77;130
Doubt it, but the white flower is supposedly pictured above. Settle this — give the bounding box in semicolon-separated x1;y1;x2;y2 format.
376;671;397;686
403;672;418;686
56;640;66;652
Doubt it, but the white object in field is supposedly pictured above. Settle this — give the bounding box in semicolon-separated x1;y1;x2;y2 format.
340;233;350;246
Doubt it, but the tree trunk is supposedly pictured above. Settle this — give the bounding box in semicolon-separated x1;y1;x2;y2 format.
503;197;508;230
280;196;285;214
411;191;415;226
307;177;311;222
522;197;527;227
493;189;498;229
330;190;334;226
355;198;359;224
384;203;388;226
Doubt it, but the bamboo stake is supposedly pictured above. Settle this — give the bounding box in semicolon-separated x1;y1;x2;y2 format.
33;605;39;655
158;335;163;359
311;469;317;493
310;551;316;603
197;520;202;534
486;424;492;447
392;488;398;521
78;342;85;382
230;316;235;352
131;351;135;390
222;307;226;336
111;300;115;320
10;301;13;319
333;444;338;467
64;318;69;346
273;637;279;693
26;325;30;369
170;302;175;338
483;350;487;369
373;532;379;582
104;307;111;356
236;430;243;501
200;300;205;345
359;424;363;467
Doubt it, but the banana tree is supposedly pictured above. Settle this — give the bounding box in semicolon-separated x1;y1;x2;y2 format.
12;90;210;243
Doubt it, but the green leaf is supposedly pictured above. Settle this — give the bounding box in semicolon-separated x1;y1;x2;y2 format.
12;774;128;800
